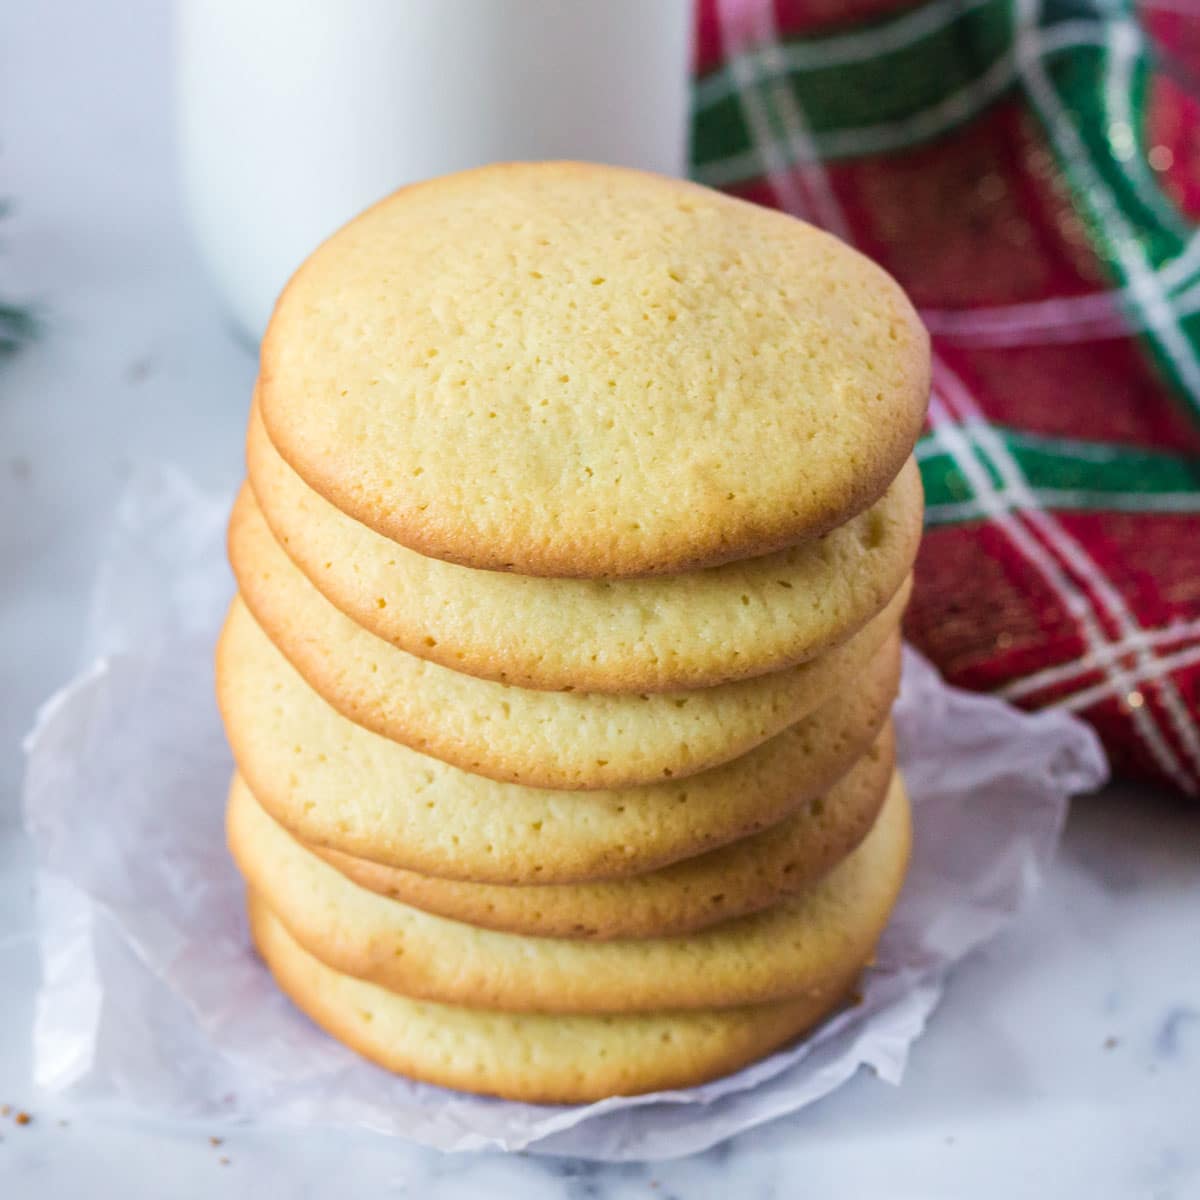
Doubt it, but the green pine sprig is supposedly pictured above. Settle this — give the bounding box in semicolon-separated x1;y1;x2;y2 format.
0;198;37;357
0;301;36;356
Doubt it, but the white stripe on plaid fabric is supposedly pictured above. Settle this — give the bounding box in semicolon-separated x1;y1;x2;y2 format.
716;0;816;228
722;0;1199;793
1104;17;1191;239
922;234;1200;346
1018;0;1200;411
1000;427;1195;461
1056;642;1200;716
694;0;997;110
914;426;1188;463
745;1;852;240
1169;273;1200;318
716;0;852;236
1001;618;1200;703
695;20;1109;187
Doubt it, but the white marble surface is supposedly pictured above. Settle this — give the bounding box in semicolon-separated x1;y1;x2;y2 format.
1;2;1197;1196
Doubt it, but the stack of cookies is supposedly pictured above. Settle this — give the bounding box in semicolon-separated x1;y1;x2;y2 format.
216;164;930;1104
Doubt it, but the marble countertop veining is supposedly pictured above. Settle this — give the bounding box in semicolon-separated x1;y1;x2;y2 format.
1;3;1198;1197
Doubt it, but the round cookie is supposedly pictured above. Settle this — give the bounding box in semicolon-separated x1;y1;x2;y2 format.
217;605;902;884
281;749;897;940
249;895;865;1103
230;492;909;789
258;162;930;578
228;772;911;1014
247;402;924;692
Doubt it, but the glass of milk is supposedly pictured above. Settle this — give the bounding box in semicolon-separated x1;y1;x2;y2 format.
175;0;694;342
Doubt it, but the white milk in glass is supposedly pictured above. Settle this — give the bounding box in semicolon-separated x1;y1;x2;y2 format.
176;0;693;341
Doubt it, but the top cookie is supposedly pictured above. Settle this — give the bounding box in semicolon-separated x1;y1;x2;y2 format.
259;162;929;578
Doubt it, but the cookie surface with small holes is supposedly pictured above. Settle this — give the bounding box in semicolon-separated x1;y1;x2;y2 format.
247;403;924;692
230;488;908;790
229;770;911;1014
217;601;901;884
249;895;865;1103
259;162;929;578
296;748;897;940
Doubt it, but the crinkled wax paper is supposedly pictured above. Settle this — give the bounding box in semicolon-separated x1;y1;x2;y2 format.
22;468;1108;1160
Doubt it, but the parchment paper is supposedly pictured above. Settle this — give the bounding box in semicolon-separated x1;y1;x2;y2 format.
22;467;1109;1160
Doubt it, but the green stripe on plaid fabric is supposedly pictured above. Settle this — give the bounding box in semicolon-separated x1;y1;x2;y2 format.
919;426;1200;522
918;427;1200;525
1046;33;1187;274
692;0;1016;174
1117;23;1193;240
1021;3;1200;416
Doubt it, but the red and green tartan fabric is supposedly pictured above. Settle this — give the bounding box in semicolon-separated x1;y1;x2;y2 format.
691;0;1200;796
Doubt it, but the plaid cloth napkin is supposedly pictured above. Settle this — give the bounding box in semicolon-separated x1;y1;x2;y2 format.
692;0;1200;796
